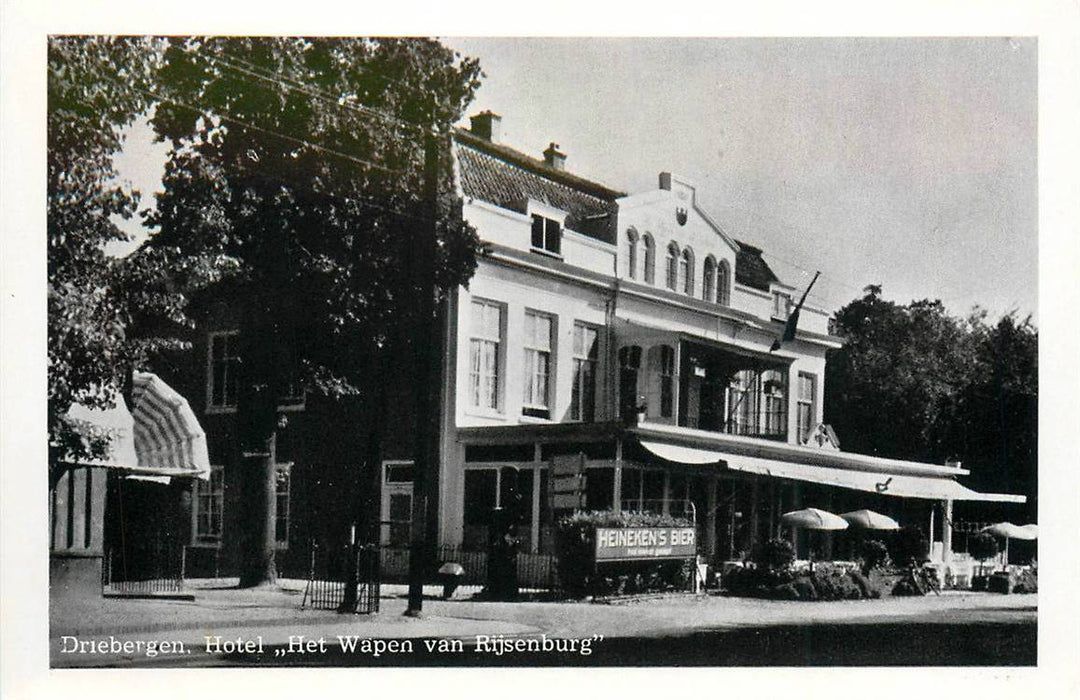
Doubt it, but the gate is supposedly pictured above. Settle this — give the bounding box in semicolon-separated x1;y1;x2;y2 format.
301;541;380;614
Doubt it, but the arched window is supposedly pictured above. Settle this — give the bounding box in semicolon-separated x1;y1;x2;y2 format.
625;229;639;280
643;234;656;285
702;256;716;301
680;248;695;296
716;259;731;306
665;243;679;290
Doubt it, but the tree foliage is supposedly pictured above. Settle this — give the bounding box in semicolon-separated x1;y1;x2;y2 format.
825;286;1038;517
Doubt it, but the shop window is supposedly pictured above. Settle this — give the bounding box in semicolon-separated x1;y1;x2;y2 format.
275;462;291;548
531;214;562;256
585;467;615;511
571;323;598;422
643;234;656;284
717;259;731;306
797;372;816;444
647;345;675;419
194;464;224;544
626;229;638;279
523;311;554;419
207;331;239;411
469;299;503;412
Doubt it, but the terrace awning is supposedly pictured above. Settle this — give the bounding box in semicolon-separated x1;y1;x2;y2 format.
64;371;210;481
638;439;1025;503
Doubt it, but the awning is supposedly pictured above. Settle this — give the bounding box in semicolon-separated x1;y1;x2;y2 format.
638;440;1025;503
63;372;210;481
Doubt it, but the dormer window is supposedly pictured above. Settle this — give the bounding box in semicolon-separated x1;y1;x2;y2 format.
531;214;562;256
773;291;793;319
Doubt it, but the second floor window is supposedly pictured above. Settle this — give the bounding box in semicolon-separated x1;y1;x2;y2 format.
643;234;656;284
571;323;598;422
469;299;503;411
531;214;562;255
523;311;554;418
626;229;638;279
666;243;679;290
797;372;816;443
762;370;787;437
208;331;240;411
647;344;675;419
717;259;731;306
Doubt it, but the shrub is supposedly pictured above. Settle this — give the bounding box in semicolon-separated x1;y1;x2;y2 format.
753;538;796;572
723;565;793;596
1013;568;1037;593
888;526;929;568
859;539;890;573
555;510;693;597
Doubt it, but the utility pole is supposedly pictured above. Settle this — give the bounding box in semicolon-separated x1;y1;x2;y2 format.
405;125;443;616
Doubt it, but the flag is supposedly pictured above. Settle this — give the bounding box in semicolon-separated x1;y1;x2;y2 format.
770;271;820;352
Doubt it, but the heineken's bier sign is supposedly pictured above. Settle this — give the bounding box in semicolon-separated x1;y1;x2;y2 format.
594;527;696;561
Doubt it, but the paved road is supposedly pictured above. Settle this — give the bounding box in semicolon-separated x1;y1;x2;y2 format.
51;589;1036;667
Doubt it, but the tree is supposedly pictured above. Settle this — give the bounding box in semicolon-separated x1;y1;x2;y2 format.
48;36;161;477
146;37;482;587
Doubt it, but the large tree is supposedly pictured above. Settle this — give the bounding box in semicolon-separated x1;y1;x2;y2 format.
47;37;178;477
146;37;482;587
825;286;1037;518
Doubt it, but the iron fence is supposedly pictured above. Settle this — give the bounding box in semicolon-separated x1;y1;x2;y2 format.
301;541;380;614
378;545;559;593
101;541;185;595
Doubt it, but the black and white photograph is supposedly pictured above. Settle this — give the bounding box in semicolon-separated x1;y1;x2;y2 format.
3;1;1079;697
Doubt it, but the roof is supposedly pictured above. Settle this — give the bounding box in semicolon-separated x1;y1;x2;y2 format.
733;239;780;291
453;128;624;243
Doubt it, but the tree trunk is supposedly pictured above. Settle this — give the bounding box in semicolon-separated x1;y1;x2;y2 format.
238;432;278;588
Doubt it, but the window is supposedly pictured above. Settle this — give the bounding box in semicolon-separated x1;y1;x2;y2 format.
647;345;675;419
797;373;816;444
207;331;240;411
727;370;758;435
523;311;554;418
626;229;638;279
275;463;291;547
717;259;731;306
194;464;224;544
531;214;562;255
681;248;695;295
666;243;679;290
703;256;716;302
773;291;793;319
618;345;643;420
571;323;599;421
643;234;656;284
469;299;503;411
762;370;787;438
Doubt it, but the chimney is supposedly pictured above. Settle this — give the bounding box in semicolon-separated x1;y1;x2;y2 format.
469;111;501;142
543;142;566;171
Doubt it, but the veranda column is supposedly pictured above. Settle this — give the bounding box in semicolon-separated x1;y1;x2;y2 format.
705;473;718;558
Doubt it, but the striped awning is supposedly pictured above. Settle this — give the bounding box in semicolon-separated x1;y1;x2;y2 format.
64;372;210;481
130;371;211;480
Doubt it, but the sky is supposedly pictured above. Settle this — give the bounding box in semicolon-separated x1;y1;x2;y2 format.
112;37;1038;323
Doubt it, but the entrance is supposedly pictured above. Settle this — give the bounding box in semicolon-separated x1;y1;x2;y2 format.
380;461;414;546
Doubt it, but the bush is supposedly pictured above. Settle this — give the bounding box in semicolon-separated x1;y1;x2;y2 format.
753;538;796;572
555;510;693;597
859;539;890;573
728;565;881;601
987;571;1014;594
723;565;793;596
889;526;929;568
968;532;1000;573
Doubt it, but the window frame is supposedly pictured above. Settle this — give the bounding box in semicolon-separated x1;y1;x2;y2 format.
681;247;695;296
772;291;793;320
206;330;240;413
665;242;680;291
717;259;731;306
192;464;225;546
626;229;639;280
570;321;599;422
522;310;555;419
703;256;716;302
468;298;505;415
797;372;817;444
643;234;656;285
530;214;563;257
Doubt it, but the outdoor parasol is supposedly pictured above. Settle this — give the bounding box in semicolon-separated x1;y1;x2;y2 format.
839;509;900;530
980;522;1036;569
780;508;848;571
